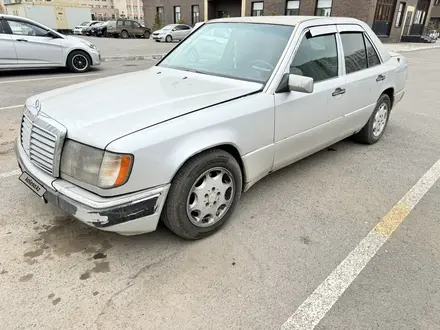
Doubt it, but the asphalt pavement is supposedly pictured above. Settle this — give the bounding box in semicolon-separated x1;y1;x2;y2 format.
0;50;439;330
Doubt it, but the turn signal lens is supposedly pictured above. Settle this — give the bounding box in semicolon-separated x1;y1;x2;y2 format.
98;152;133;188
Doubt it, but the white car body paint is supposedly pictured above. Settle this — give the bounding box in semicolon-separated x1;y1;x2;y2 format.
15;16;407;235
0;14;101;70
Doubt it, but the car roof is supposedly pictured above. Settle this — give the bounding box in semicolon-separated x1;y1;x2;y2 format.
208;15;363;26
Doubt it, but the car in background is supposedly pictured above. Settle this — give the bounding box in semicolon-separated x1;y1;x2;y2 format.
15;16;407;240
73;21;100;35
106;19;151;38
0;14;100;73
152;24;192;42
81;21;102;36
91;21;109;37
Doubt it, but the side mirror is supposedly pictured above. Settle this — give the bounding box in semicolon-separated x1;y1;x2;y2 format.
288;74;314;93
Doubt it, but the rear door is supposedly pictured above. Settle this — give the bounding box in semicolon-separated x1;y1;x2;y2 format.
5;18;62;66
179;25;192;39
0;18;18;67
337;24;386;134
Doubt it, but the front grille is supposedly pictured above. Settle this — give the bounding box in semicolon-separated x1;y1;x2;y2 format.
20;108;66;177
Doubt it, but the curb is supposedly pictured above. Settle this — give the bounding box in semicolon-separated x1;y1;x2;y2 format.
388;44;440;53
101;54;164;62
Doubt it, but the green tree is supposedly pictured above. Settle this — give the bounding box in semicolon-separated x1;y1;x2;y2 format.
178;19;185;24
153;13;163;30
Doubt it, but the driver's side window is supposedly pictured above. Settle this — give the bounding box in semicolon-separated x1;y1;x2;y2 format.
290;32;338;83
8;20;48;37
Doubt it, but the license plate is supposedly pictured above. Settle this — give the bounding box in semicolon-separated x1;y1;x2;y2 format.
19;172;46;197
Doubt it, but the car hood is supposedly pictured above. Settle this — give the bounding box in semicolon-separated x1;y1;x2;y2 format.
27;67;262;149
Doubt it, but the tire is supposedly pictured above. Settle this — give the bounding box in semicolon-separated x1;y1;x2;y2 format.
121;30;129;39
162;149;243;240
144;31;151;39
354;94;391;144
66;50;91;73
165;35;172;42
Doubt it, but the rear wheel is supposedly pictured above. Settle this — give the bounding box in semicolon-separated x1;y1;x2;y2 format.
165;35;172;42
66;50;91;73
354;94;391;144
121;30;129;38
162;149;242;240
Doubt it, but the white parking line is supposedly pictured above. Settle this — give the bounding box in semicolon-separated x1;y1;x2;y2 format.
0;169;21;179
0;105;22;111
0;73;99;85
281;158;440;330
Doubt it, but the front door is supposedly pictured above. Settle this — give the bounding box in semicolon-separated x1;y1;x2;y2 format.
273;26;346;170
0;19;17;67
131;21;144;36
5;19;62;66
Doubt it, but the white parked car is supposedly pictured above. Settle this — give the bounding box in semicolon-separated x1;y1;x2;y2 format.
73;20;100;35
16;16;408;239
152;24;192;42
0;14;101;72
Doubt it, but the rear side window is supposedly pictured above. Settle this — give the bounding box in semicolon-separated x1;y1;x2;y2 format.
340;32;367;74
290;33;338;82
181;25;191;30
364;36;381;67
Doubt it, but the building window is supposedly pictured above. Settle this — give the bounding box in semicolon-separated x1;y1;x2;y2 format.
157;6;164;21
315;0;332;16
286;0;300;15
395;2;405;27
251;2;264;16
174;6;181;23
192;5;200;24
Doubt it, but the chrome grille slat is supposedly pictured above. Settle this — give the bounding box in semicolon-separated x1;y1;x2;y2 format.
30;148;53;163
30;132;56;148
30;144;54;160
30;139;55;154
30;153;53;169
20;111;66;177
32;126;56;142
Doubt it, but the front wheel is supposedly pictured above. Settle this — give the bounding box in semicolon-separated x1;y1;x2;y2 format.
66;50;91;73
165;35;172;42
144;31;151;39
354;94;391;144
162;149;242;240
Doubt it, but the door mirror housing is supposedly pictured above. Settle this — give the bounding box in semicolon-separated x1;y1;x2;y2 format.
288;74;314;93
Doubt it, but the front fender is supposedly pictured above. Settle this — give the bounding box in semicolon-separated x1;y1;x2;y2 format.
106;93;275;193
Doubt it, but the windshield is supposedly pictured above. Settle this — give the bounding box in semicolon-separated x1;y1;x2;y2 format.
158;23;294;84
80;22;88;26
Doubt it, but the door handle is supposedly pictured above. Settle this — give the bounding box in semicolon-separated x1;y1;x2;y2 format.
332;88;346;97
16;39;28;42
376;74;386;82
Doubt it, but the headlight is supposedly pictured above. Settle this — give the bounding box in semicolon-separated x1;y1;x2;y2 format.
60;140;133;189
80;39;97;50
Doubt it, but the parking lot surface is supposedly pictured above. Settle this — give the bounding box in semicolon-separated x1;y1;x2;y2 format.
0;50;440;330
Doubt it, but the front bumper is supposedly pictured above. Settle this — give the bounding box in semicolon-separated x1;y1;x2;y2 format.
152;34;165;41
89;48;101;66
16;142;170;236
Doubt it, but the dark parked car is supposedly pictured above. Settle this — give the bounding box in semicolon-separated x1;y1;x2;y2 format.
91;21;109;37
106;19;151;38
81;21;101;35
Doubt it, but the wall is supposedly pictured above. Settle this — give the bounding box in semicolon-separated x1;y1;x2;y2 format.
144;0;204;26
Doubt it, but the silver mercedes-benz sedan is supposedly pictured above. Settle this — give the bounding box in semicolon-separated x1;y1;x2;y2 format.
16;16;408;239
0;14;101;72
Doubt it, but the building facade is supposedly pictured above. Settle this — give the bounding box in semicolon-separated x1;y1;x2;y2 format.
144;0;435;42
429;0;440;28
